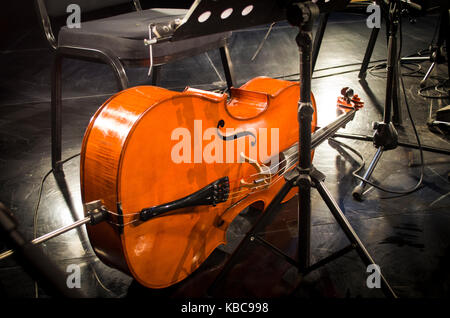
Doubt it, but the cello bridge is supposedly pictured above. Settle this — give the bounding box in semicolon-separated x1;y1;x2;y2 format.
239;152;272;189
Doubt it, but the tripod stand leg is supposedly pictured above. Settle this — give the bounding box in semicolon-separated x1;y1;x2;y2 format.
298;173;312;270
447;42;450;84
313;178;397;298
333;132;450;155
392;60;402;126
420;61;436;88
207;175;297;296
359;27;380;80
447;18;450;81
312;12;329;72
352;147;383;200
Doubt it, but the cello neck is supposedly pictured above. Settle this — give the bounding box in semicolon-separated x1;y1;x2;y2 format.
279;107;357;162
311;107;357;149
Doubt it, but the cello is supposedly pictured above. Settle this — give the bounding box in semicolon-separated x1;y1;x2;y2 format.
0;77;362;289
80;76;318;288
0;76;361;289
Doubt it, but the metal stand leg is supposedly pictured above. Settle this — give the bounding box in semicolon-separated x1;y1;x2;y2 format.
333;132;450;155
352;147;383;200
51;52;63;171
420;3;449;87
219;45;235;91
313;175;397;298
312;12;329;72
151;65;161;86
50;47;129;171
358;5;401;125
392;59;402;126
207;175;298;295
447;14;450;81
420;61;436;88
296;19;315;270
207;165;397;298
350;1;402;200
359;27;380;80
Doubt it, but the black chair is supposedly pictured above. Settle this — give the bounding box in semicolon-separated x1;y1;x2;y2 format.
35;0;235;170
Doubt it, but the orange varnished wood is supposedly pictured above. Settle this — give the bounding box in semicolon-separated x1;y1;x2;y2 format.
81;77;317;288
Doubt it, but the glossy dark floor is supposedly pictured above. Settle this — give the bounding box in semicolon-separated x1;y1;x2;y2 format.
1;11;449;298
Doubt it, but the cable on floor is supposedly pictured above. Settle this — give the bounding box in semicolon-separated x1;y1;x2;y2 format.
31;153;116;298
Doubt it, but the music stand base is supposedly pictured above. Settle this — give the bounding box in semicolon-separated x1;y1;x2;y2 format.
207;166;397;298
332;131;450;199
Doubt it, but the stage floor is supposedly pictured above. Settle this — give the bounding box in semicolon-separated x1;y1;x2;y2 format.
0;11;449;298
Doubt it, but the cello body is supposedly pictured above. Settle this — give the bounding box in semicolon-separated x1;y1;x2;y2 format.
80;77;317;288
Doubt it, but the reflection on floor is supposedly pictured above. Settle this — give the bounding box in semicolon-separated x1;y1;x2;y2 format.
0;11;449;298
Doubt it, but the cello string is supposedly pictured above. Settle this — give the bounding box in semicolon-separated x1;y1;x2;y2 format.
242;120;316;179
107;166;295;228
104;157;296;217
248;146;300;178
102;147;304;222
227;151;300;196
227;169;289;201
227;153;301;200
105;160;298;221
105;126;315;218
244;147;296;178
106;155;301;220
210;160;298;202
225;147;301;195
107;220;138;226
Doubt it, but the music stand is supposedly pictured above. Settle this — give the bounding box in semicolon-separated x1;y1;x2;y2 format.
149;0;397;297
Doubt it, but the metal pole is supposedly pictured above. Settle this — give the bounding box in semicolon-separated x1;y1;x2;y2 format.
312;12;329;72
352;147;383;200
359;27;380;80
296;20;314;271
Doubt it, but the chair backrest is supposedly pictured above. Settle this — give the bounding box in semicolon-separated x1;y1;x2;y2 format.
35;0;141;49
